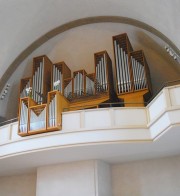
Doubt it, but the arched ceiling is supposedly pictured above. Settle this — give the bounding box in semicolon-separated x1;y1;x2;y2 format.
0;0;179;79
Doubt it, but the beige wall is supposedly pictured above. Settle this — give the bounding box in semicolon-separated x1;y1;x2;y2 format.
0;173;36;196
1;156;180;196
112;156;180;196
36;160;112;196
36;160;96;196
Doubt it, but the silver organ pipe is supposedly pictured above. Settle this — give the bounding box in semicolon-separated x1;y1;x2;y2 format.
30;107;46;131
64;80;72;98
74;72;84;96
38;62;42;103
32;73;35;100
86;76;94;95
19;102;28;133
36;66;39;103
32;59;44;104
120;47;127;92
53;65;63;93
138;64;142;89
114;40;121;93
48;95;57;127
125;53;131;91
131;56;147;90
131;57;137;90
77;73;80;95
74;74;77;95
80;73;83;95
34;71;37;102
96;55;108;92
137;61;141;90
115;42;132;93
58;71;61;92
117;45;123;92
99;61;103;89
103;54;107;91
95;64;99;91
41;60;44;103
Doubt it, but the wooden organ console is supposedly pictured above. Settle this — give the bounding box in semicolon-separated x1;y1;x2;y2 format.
18;33;152;136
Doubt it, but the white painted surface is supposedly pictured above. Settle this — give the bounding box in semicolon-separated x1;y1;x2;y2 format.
148;92;166;121
0;125;10;144
11;122;22;140
36;161;96;196
112;155;180;196
84;109;111;129
114;108;147;127
62;112;81;130
149;112;171;139
169;86;180;106
0;85;180;176
0;85;180;157
0;173;36;196
96;160;112;196
36;160;112;196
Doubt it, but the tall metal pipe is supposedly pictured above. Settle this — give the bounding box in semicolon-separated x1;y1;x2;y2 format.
114;41;120;93
119;47;126;92
117;45;124;92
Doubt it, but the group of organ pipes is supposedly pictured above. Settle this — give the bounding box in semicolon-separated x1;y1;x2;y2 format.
18;33;152;136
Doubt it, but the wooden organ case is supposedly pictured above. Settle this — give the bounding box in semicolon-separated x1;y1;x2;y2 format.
18;58;72;136
113;33;152;106
68;51;116;110
18;33;152;136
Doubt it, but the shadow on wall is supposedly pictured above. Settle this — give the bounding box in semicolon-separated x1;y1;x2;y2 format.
135;31;180;94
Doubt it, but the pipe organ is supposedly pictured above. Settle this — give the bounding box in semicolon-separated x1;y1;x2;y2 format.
130;50;151;91
86;73;95;96
29;105;46;133
73;70;87;97
47;91;64;130
18;33;152;136
94;51;114;97
20;78;31;98
64;78;73;99
113;33;152;106
52;62;71;94
19;100;28;133
32;55;52;104
18;97;36;136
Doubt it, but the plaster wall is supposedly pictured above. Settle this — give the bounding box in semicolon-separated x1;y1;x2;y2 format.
36;160;96;196
112;156;180;196
0;173;36;196
36;160;112;196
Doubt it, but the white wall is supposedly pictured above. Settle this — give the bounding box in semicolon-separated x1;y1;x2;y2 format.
0;173;36;196
36;160;96;196
112;156;180;196
36;160;112;196
96;160;112;196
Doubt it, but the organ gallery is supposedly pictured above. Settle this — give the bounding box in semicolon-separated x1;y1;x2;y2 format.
18;33;152;136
